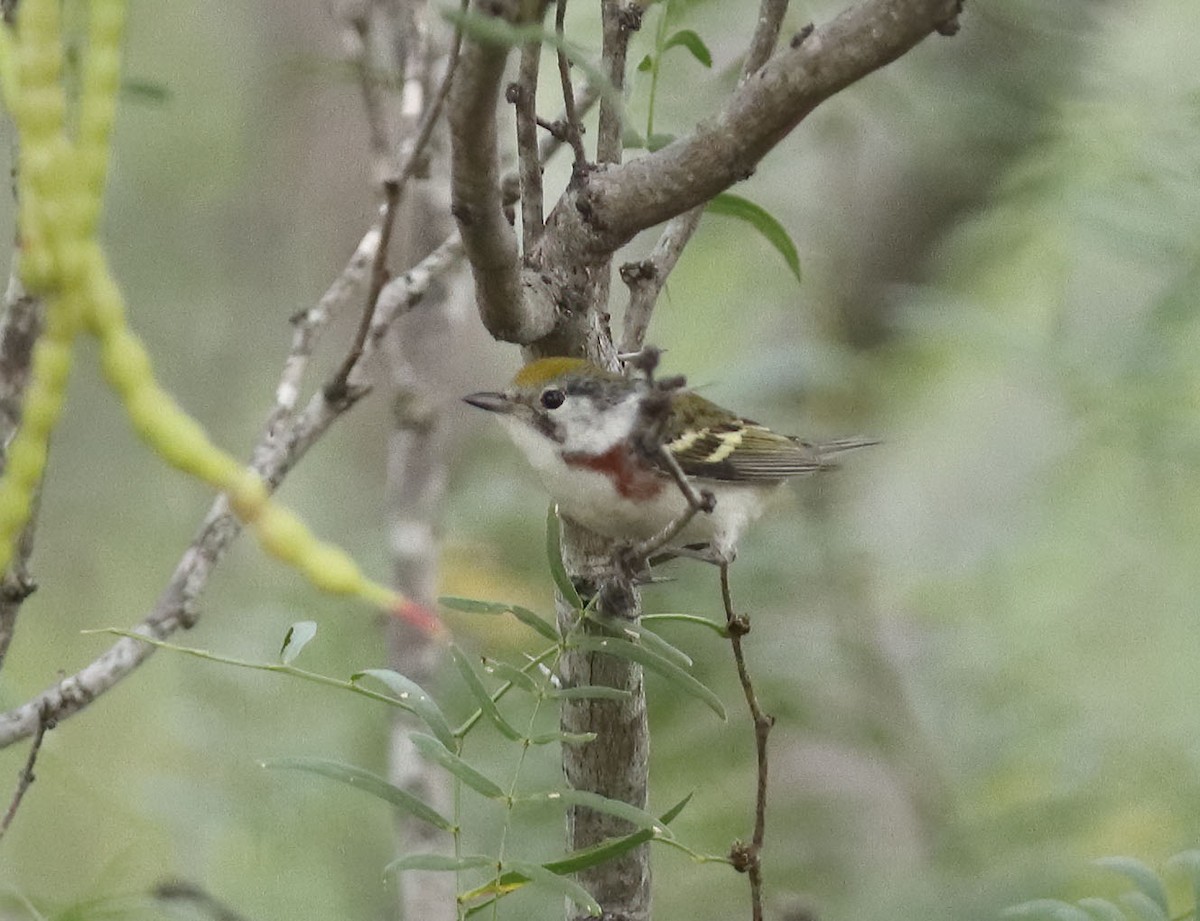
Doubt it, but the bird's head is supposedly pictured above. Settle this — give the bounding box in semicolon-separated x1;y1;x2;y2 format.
464;358;644;458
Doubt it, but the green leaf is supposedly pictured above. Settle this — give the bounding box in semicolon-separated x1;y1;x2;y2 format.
590;612;693;668
439;596;559;641
1096;857;1169;915
548;685;633;702
707;193;802;283
1076;898;1131;921
1003;901;1094;921
636;54;653;72
279;621;317;665
529;731;597;746
466;791;694;915
352;669;456;750
546;506;583;610
450;645;524;741
438;596;511;614
480;658;542;694
263;757;453;831
568;635;726;720
502;860;601;917
641;613;729;637
658;791;694;824
386;853;494;876
519;789;674;838
662;29;712;68
409;733;506;799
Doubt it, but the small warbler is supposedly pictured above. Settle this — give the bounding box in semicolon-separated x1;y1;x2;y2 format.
465;357;875;563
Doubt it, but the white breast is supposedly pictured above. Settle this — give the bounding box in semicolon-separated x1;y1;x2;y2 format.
498;415;774;560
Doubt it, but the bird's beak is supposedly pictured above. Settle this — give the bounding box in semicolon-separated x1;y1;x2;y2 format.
463;391;516;414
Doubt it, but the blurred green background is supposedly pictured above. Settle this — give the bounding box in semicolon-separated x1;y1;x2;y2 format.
3;0;1200;919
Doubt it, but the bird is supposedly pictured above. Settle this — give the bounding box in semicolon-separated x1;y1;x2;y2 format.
464;356;875;564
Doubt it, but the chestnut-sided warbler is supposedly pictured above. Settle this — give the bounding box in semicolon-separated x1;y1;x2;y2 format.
465;357;875;563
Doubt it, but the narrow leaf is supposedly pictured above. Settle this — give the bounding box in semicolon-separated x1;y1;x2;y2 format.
352;669;456;749
658;791;694;824
438;596;512;614
590;612;693;668
546;506;583;610
439;596;559;640
663;29;713;68
1096;857;1169;914
263;757;452;831
386;853;494;876
450;645;524;741
503;860;601;917
410;733;506;799
529;731;597;746
279;621;317;664
481;659;542;694
520;789;673;838
641;612;729;637
707;193;802;283
569;635;726;720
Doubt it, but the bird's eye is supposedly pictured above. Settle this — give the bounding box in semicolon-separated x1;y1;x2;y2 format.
540;388;566;410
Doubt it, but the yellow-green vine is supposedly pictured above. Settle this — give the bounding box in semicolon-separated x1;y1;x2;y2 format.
0;0;429;629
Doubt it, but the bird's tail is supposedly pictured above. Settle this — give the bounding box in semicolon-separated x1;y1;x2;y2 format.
806;437;880;466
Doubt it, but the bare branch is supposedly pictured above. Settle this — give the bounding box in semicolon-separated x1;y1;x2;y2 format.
597;1;642;164
449;1;556;343
0;236;461;749
325;179;403;402
0;701;51;840
743;0;790;79
720;563;775;921
540;0;962;262
554;0;588;169
511;42;545;250
619;0;792;358
617;206;703;354
0;272;42;671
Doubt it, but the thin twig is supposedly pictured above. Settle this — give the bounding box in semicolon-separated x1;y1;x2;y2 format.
742;0;790;80
511;41;545;250
596;1;641;164
0;235;463;749
720;562;775;921
393;0;469;194
554;0;589;170
616;0;791;355
326;180;403;402
618;206;704;354
0;272;43;672
0;701;52;840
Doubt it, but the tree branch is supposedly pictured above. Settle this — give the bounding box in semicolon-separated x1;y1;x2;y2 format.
539;0;962;266
0;272;42;672
0;235;461;749
448;0;556;343
511;41;545;250
596;1;641;165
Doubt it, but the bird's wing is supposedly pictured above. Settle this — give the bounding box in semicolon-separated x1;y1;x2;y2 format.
654;392;877;482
